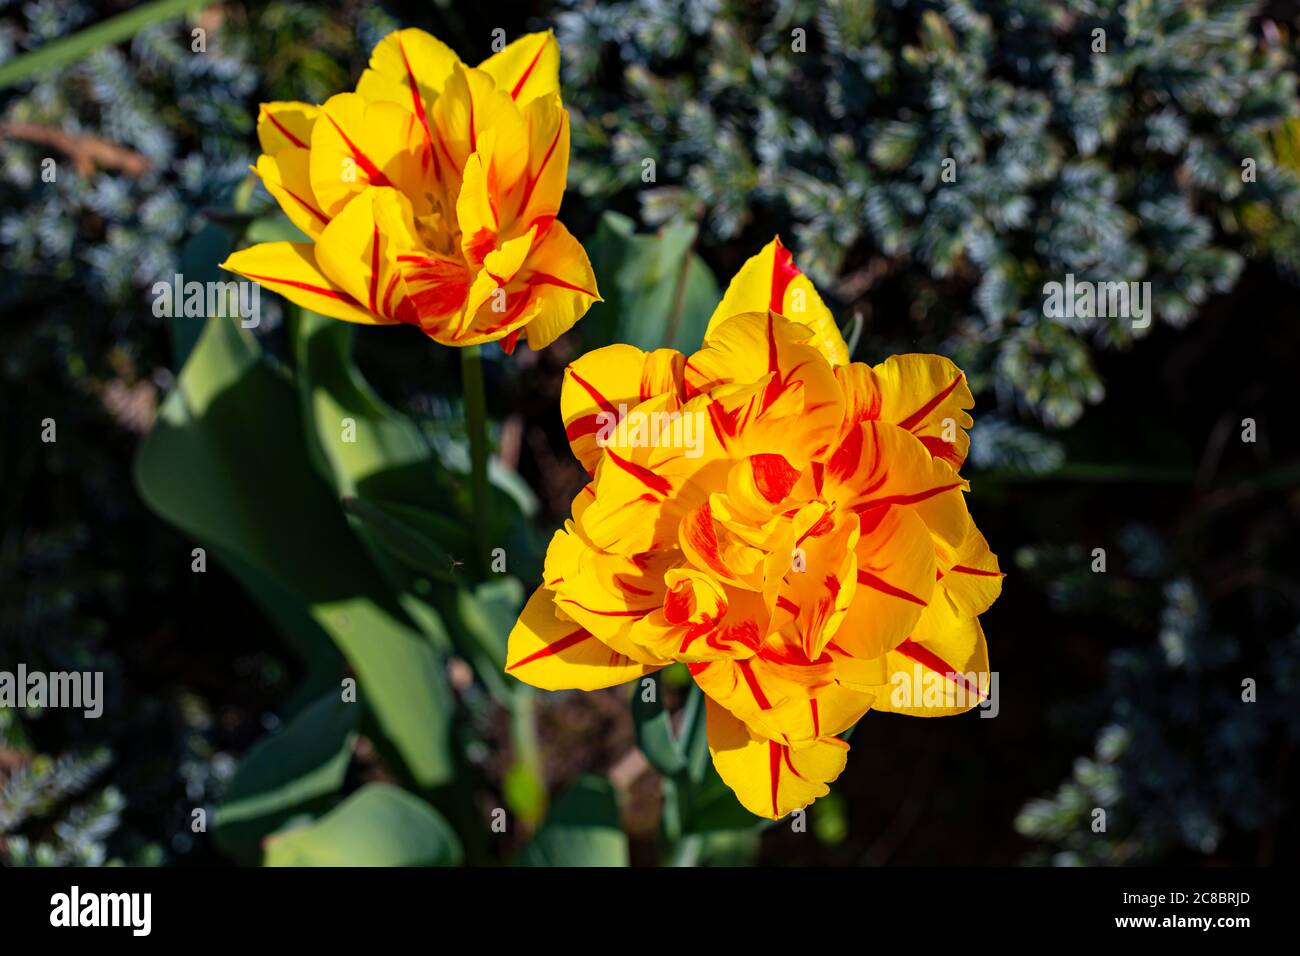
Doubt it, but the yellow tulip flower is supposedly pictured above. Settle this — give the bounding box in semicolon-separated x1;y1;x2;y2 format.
222;29;598;352
506;238;1003;819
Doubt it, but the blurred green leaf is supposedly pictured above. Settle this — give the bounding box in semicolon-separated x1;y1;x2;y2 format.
0;0;212;90
812;789;849;845
451;578;524;704
671;686;759;834
135;315;454;788
213;691;357;864
678;761;761;834
583;212;720;353
340;496;460;584
503;762;548;829
292;310;455;507
170;222;234;370
515;775;628;867
631;675;686;777
263;784;461;867
245;213;309;245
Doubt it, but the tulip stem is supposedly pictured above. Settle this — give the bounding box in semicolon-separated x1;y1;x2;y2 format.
461;345;491;574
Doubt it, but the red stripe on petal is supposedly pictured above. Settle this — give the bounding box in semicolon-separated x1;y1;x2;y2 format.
857;569;927;606
751;453;800;503
856;483;962;512
397;37;435;148
896;639;987;702
951;564;1003;578
564;413;604;442
897;375;963;432
566;367;619;416
325;114;392;187
517;121;563;215
605;449;673;497
769;236;799;313
241;271;359;304
919;434;963;466
769;740;782;817
368;226;381;313
738;659;772;710
614;576;655;596
381;271;401;318
264;110;308;149
279;185;329;225
510;43;547;100
506;628;592;671
531;271;597;298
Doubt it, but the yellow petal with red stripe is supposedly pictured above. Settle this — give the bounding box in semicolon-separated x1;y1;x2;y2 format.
871;598;990;717
823;420;970;549
762;680;875;747
541;523;672;666
872;354;974;469
255;151;330;239
936;522;1004;618
519;221;601;350
561;344;686;474
704;237;849;367
429;65;525;189
309;93;427;219
257;101;318;154
476;30;560;104
313;186;425;323
775;506;859;659
220;241;383;325
505;588;658;691
508;93;569;239
686;312;844;467
831;504;936;660
705;696;849;820
355;28;460;110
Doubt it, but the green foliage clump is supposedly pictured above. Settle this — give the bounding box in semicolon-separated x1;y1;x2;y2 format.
559;0;1300;426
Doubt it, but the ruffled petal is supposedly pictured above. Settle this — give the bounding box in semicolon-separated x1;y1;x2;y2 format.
505;588;659;691
220;241;385;325
476;31;560;104
705;696;849;820
703;237;849;367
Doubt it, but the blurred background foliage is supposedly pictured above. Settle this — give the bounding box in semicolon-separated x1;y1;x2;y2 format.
1;0;1297;866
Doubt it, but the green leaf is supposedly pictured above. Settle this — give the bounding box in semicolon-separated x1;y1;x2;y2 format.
450;578;524;705
292;310;452;505
515;775;628;867
340;497;460;584
170;222;234;370
631;675;687;777
245;213;309;245
678;761;762;834
135;315;453;788
213;691;357;864
670;686;760;834
583;212;720;353
292;310;471;596
314;598;454;788
263;784;462;867
0;0;212;90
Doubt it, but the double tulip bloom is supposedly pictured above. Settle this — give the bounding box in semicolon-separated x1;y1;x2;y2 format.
223;29;598;351
506;239;1003;819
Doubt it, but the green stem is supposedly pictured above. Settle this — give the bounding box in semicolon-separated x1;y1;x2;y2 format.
461;345;491;575
0;0;212;89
